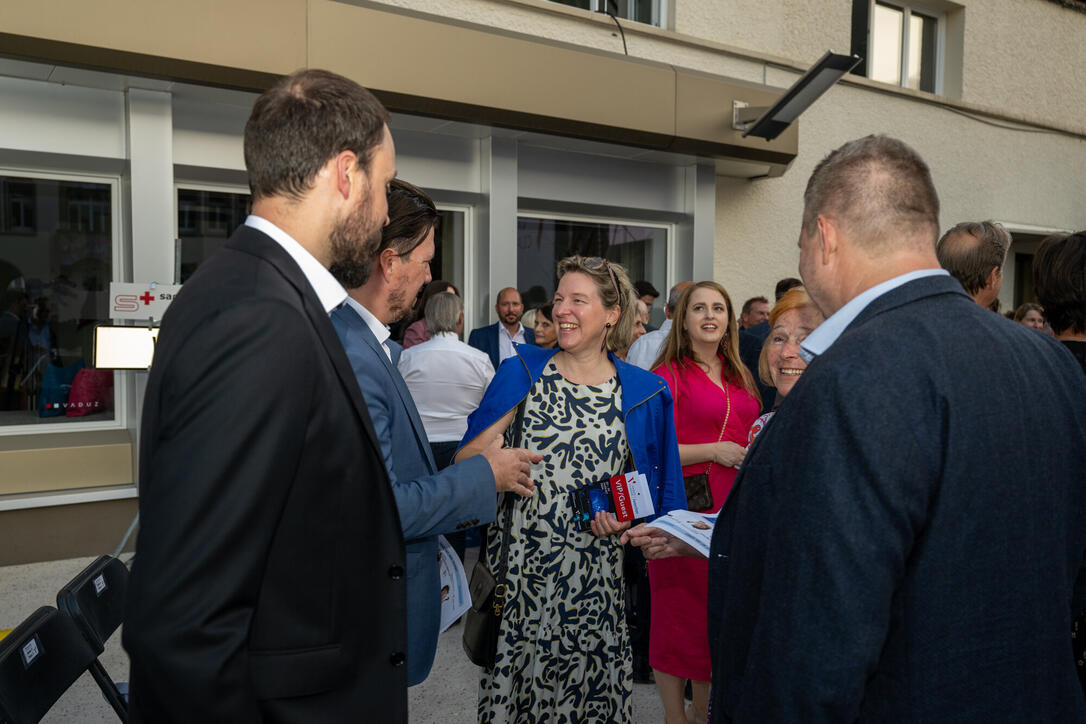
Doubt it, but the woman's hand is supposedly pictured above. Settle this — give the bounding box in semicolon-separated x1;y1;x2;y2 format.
620;523;705;560
590;511;631;538
713;441;747;468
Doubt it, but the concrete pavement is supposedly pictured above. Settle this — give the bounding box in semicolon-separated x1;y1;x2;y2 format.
1;554;667;722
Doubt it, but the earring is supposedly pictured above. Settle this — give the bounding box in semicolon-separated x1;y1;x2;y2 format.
605;322;612;329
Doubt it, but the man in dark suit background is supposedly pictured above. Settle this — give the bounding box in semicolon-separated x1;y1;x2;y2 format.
468;286;534;369
708;135;1086;721
329;179;539;686
124;70;409;722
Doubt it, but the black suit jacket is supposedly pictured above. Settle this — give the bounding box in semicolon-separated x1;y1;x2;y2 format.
709;275;1086;722
124;225;408;723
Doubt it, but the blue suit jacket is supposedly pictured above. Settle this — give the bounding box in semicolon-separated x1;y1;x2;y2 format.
467;321;535;370
458;345;687;519
331;306;496;686
708;275;1086;722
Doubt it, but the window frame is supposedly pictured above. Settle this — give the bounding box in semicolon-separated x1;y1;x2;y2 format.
173;181;251;284
860;0;947;95
549;0;668;28
0;167;127;437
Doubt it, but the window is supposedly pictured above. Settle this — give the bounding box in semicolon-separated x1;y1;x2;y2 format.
176;187;251;283
549;0;666;27
516;215;668;320
0;174;118;428
852;0;944;94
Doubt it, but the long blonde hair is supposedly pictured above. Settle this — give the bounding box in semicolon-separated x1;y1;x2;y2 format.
653;281;760;402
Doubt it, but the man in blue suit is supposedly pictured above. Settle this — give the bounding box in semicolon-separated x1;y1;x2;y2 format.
468;287;535;369
331;179;540;686
707;136;1086;721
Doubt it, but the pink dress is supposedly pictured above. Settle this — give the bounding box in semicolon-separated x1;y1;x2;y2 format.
648;357;760;681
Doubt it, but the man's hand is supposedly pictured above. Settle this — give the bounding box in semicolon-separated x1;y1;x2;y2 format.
620;523;704;559
590;511;631;538
480;434;542;498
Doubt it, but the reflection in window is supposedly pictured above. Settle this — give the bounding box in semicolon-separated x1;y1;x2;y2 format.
516;216;667;317
176;189;250;283
0;176;115;426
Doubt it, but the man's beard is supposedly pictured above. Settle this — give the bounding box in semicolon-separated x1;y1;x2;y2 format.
328;202;383;290
386;285;410;324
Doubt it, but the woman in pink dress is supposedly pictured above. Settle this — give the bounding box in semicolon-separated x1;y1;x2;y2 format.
648;281;760;724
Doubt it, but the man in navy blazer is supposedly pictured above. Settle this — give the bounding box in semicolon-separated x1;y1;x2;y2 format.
707;136;1086;721
331;180;540;686
468;287;535;369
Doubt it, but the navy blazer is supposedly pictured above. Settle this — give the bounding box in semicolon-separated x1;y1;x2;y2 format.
331;306;496;686
708;275;1086;722
467;321;535;370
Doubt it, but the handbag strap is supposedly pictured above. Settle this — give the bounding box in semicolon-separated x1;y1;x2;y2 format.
492;397;527;616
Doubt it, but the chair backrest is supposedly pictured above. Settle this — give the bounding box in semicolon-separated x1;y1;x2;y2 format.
56;556;128;653
0;606;98;724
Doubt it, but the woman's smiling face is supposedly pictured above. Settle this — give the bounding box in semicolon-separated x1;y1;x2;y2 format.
682;286;728;348
552;272;617;354
766;306;821;397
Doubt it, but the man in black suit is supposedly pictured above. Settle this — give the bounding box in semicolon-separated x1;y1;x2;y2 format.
124;69;408;722
707;136;1086;721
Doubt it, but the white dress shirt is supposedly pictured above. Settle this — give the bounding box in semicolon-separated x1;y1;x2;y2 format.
244;215;346;314
625;318;672;370
398;332;496;442
497;323;527;364
343;297;392;362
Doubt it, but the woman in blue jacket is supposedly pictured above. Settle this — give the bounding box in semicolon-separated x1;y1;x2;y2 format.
456;256;685;723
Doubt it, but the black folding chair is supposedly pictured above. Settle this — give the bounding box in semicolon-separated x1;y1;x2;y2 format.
56;555;128;722
0;606;99;724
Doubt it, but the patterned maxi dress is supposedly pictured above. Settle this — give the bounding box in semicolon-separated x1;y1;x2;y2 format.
479;359;633;723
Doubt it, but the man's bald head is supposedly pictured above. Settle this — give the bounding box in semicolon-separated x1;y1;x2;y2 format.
802;135;940;254
936;221;1011;306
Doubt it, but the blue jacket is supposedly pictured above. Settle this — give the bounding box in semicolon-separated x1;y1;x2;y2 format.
458;345;686;519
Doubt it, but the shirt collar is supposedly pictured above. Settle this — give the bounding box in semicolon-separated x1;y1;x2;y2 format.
800;268;949;362
344;297;391;347
245;215;346;313
434;331;459;340
501;323;525;339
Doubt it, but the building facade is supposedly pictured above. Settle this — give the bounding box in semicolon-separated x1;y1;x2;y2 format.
1;0;1083;563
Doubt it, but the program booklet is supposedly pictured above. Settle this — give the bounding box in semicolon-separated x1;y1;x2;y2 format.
643;509;717;558
570;471;655;532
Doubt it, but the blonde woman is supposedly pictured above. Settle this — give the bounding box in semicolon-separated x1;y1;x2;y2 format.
456;256;685;723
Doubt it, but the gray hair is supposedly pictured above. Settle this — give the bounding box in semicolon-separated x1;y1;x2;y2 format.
426;291;462;334
665;283;686;314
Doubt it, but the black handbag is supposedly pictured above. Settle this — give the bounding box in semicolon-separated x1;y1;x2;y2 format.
679;367;731;512
462;399;526;669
